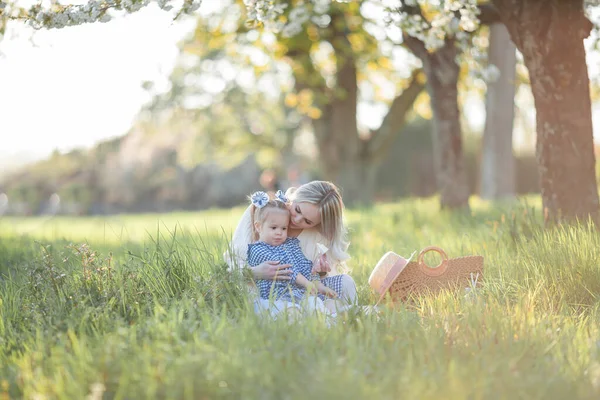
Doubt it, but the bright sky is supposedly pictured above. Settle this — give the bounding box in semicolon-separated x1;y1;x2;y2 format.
0;5;197;161
1;3;600;165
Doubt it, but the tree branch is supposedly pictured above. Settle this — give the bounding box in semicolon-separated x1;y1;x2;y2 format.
398;2;430;28
365;69;425;161
1;0;201;30
403;34;429;61
477;3;502;25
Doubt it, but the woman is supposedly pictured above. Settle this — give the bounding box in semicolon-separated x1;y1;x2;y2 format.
224;180;357;318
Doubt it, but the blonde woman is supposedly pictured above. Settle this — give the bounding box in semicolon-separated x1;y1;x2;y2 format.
224;181;357;317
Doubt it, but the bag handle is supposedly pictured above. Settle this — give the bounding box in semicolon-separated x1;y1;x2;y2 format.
417;246;449;277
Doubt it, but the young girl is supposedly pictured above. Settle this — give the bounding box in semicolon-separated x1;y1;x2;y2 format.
246;190;337;303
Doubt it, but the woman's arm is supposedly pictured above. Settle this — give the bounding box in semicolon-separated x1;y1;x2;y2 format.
223;205;254;271
253;262;293;280
248;245;296;282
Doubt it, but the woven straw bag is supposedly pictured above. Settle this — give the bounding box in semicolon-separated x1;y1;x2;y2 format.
370;246;483;305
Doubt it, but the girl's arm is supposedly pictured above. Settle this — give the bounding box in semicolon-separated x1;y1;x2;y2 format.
294;273;338;298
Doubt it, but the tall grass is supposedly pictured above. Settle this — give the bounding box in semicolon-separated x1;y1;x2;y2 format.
1;197;600;399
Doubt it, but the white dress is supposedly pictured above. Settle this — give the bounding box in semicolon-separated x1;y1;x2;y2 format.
224;205;357;318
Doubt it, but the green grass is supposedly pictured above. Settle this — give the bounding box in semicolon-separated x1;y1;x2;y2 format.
1;196;600;399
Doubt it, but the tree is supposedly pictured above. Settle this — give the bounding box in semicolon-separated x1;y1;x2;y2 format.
480;23;516;200
249;0;599;222
281;4;424;205
491;0;600;224
402;26;471;209
155;0;425;205
386;2;502;209
247;0;487;209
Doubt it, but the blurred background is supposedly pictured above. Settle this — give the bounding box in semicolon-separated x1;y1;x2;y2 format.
1;0;600;216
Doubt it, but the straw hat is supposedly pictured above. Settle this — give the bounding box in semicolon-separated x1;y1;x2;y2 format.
368;251;415;305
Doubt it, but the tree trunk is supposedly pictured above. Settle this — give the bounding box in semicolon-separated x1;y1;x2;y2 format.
492;0;599;224
288;12;423;206
480;23;517;200
335;159;379;205
313;65;423;206
406;38;470;209
311;49;364;204
314;96;373;205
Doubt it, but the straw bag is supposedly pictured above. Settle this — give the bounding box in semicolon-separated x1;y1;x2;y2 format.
369;246;483;304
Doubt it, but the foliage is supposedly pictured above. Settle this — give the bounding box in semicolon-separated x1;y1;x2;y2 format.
152;0;419;142
0;114;548;216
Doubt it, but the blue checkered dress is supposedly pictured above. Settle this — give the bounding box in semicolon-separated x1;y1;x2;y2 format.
247;237;345;302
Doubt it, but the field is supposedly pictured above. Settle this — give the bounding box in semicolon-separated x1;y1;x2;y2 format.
1;197;600;399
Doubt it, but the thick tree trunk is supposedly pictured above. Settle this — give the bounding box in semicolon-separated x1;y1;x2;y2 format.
407;38;470;209
480;23;517;200
492;0;599;224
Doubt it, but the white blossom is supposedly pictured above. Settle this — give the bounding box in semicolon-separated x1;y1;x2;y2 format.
311;14;330;28
288;4;310;23
35;11;46;23
9;0;203;30
424;29;445;51
313;0;331;15
281;20;303;38
482;64;501;83
458;7;479;32
51;13;69;29
447;0;462;12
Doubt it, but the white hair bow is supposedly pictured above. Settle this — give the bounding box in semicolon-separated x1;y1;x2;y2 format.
250;191;269;208
275;190;288;203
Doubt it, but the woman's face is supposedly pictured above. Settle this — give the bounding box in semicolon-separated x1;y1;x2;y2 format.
288;201;320;230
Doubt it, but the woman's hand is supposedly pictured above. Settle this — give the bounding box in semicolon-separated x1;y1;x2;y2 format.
311;254;331;276
251;261;293;281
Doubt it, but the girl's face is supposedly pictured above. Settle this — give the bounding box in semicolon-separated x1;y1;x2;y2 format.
288;201;320;230
255;209;289;246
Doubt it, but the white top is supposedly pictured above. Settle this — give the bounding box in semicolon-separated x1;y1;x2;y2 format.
224;204;348;276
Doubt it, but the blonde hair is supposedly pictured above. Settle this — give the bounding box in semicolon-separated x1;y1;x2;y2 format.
287;181;350;263
249;192;290;242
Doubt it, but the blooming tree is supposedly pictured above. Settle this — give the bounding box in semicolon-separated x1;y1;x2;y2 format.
240;0;500;209
244;1;482;42
244;0;600;222
196;0;425;205
388;1;500;209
